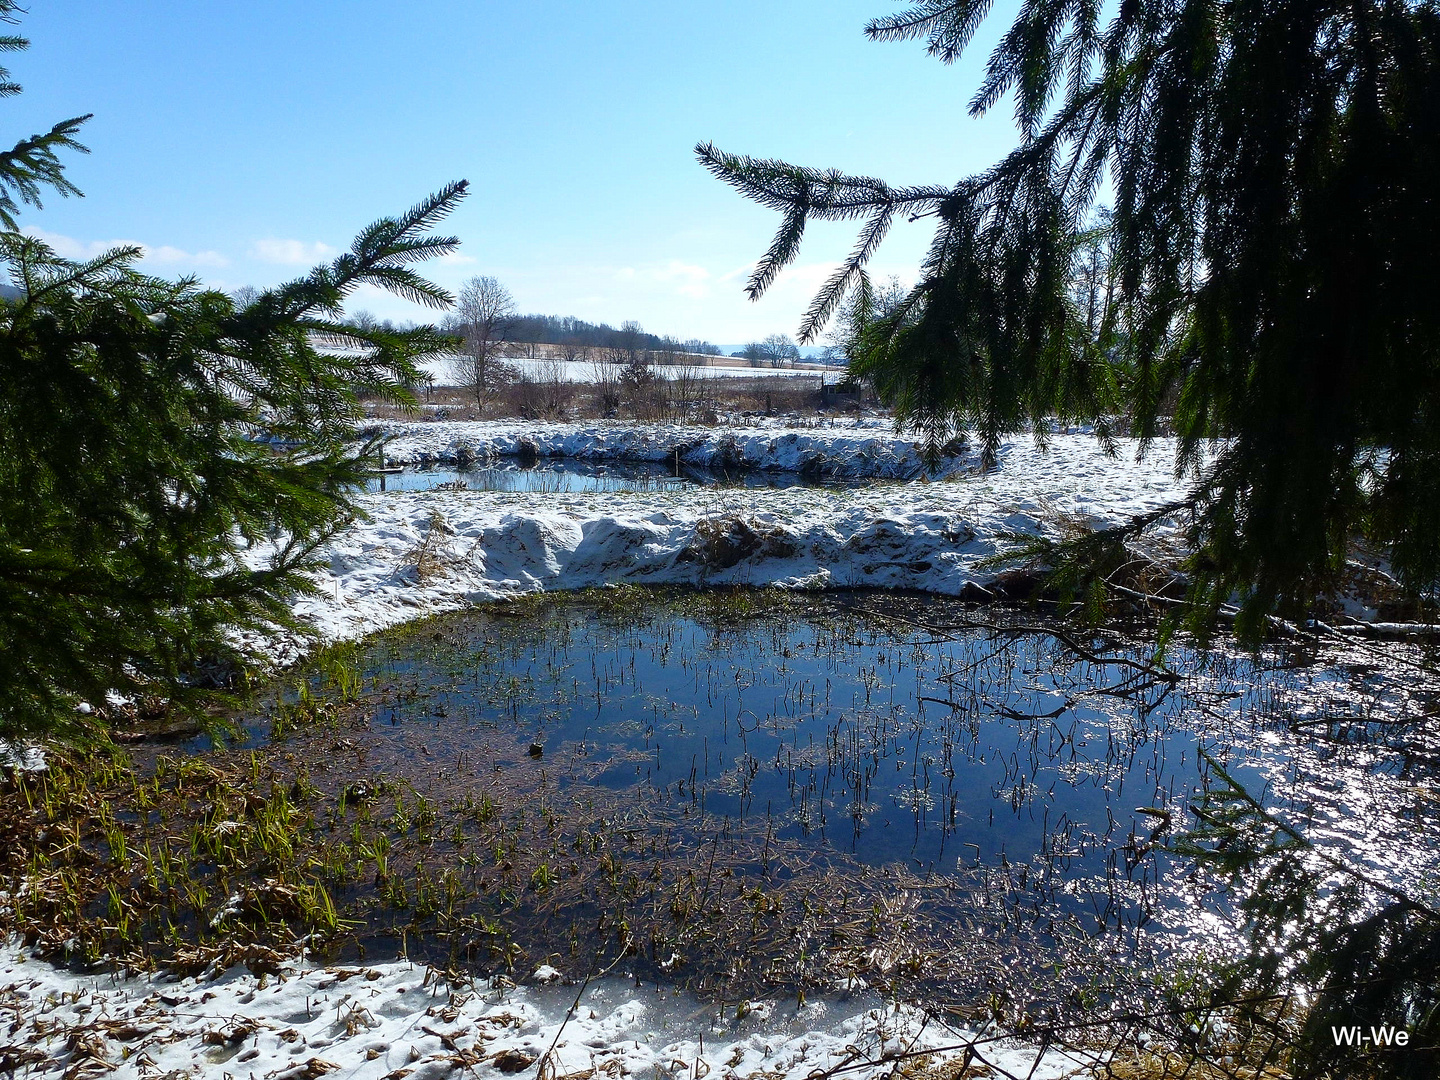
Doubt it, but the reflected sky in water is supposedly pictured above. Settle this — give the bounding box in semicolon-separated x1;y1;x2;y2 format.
363;461;867;493
325;592;1440;946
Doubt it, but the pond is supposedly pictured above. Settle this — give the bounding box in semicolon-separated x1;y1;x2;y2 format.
363;460;870;493
5;589;1436;1076
220;589;1440;1005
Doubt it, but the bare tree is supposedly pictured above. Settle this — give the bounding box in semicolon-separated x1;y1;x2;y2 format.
667;362;713;422
682;338;716;363
450;275;516;408
508;356;571;419
617;320;646;365
535;356;570;417
826;275;907;363
653;335;682;366
603;335;629;368
589;358;623;417
621;356;660;420
746;333;801;368
602;319;645;369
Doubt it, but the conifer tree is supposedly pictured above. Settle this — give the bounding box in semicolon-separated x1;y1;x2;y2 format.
700;0;1440;635
0;2;88;230
0;5;465;738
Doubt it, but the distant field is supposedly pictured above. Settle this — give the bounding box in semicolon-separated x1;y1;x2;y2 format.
420;355;839;383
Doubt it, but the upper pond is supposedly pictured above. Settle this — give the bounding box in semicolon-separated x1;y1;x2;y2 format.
364;460;869;493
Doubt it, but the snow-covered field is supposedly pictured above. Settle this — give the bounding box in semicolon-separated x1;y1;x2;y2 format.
421;357;832;383
274;424;1187;654
0;940;1090;1080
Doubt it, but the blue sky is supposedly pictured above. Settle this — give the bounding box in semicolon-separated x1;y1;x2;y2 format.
10;1;1020;343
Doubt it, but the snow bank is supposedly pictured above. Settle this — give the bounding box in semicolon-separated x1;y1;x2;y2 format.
0;940;1086;1080
368;419;969;481
261;432;1187;654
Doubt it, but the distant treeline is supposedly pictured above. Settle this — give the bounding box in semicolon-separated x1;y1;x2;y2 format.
500;314;722;356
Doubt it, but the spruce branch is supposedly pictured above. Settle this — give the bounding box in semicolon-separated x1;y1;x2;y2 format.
0;113;90;229
798;206;894;343
0;185;469;738
865;2;995;65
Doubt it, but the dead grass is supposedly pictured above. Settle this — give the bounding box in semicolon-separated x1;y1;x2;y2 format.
1091;1053;1290;1079
400;508;466;584
682;513;800;570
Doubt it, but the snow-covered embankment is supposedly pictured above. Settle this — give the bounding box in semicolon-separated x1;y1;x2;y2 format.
281;427;1188;652
368;418;966;481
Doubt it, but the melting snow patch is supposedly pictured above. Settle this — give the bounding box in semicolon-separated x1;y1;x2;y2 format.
0;939;1090;1079
0;741;45;773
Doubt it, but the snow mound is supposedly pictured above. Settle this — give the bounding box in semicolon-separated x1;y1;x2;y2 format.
246;432;1188;656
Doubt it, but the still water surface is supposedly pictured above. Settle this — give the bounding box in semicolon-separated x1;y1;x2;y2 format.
364;461;861;493
316;591;1440;940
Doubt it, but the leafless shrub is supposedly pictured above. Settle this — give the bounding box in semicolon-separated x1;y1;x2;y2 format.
401;509;463;584
680;513;799;570
503;357;575;419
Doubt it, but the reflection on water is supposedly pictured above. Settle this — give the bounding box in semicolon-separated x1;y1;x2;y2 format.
364;461;867;493
366;461;688;494
306;591;1440;949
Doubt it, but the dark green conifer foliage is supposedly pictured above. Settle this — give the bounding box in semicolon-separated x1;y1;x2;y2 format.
0;5;466;738
0;2;88;230
700;0;1440;634
0;190;466;740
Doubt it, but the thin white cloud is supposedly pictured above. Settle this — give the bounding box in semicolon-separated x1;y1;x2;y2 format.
21;227;229;268
655;260;712;298
609;260;713;299
248;238;339;265
146;244;228;268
